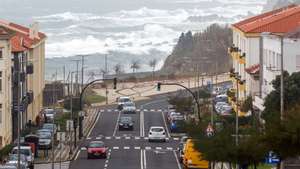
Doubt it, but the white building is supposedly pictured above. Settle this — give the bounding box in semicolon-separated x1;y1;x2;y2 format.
254;29;300;111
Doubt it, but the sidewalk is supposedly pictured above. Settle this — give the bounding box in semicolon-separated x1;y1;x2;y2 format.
34;107;99;167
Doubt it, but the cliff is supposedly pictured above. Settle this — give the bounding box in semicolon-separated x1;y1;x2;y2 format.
160;24;232;76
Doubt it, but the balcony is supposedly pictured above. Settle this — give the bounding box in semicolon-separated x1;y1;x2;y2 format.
239;52;246;65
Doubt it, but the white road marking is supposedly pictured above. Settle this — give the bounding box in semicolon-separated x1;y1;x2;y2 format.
143;149;147;169
114;109;119;112
173;137;180;141
86;137;91;140
150;109;155;112
100;109;104;112
167;147;173;150
96;137;102;140
105;136;112;139
107;109;112;112
113;147;119;150
173;150;182;169
161;111;171;138
158;109;162;112
87;111;102;137
74;150;81;161
104;164;108;168
124;146;130;150
80;147;87;151
125;136;131;139
113;110;121;136
155;147;162;150
115;136;121;139
144;137;148;140
140;150;144;169
135;137;141;140
145;147;151;150
135;147;141;150
140;107;145;137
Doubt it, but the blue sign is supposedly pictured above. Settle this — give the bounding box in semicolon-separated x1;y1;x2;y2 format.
265;151;280;164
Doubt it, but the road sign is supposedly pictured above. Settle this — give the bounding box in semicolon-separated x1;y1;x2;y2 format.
206;124;214;137
265;151;280;164
66;120;74;131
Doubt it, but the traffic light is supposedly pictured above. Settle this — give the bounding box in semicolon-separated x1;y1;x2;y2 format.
157;82;161;91
113;77;117;89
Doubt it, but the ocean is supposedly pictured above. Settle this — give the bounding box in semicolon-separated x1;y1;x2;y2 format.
0;0;266;80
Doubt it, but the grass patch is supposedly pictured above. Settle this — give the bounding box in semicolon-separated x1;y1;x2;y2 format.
84;88;106;104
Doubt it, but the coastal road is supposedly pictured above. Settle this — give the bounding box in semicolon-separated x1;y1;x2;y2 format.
69;93;183;169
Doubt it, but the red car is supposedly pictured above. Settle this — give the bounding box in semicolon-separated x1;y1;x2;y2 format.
87;141;107;159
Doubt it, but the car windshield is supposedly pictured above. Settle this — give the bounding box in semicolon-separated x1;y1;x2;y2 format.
151;128;164;132
89;142;104;148
43;124;54;129
119;98;130;103
124;102;134;106
12;149;30;156
120;117;132;122
45;110;54;114
8;155;26;161
38;132;51;139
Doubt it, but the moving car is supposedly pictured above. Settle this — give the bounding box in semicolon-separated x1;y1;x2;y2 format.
6;154;28;169
183;139;209;169
148;126;167;142
170;116;185;133
37;130;52;149
11;146;34;169
118;116;134;130
121;102;136;114
42;123;57;134
87;141;107;159
117;96;132;110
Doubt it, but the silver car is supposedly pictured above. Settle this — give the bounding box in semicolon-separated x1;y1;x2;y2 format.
6;154;28;169
121;102;136;114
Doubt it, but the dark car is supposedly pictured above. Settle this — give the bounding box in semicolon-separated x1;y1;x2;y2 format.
87;141;107;159
118;116;134;130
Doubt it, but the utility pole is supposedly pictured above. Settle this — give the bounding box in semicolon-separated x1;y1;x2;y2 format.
51;73;57;169
81;56;85;90
17;68;21;169
235;74;240;169
280;35;285;169
72;59;80;96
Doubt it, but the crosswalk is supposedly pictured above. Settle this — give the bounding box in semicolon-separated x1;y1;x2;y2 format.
98;109;168;112
86;135;180;141
80;146;178;151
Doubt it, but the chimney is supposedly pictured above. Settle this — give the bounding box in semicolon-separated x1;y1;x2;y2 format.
29;22;39;39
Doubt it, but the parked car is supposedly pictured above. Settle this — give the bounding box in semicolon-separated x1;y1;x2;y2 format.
6;154;28;169
118;116;134;130
43;108;56;122
42;123;57;134
216;105;232;116
170;117;185;132
87;141;108;159
121;102;136;114
148;126;167;142
178;136;189;163
117;96;132;110
167;105;176;112
214;102;229;111
0;164;26;169
214;94;228;104
37;131;52;149
11;146;34;169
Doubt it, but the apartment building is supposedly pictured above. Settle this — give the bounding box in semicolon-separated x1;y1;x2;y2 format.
0;20;46;146
228;4;300;116
0;26;15;147
253;28;300;111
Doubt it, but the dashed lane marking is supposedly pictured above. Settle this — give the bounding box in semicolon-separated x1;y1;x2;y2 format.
135;147;141;150
113;147;119;150
125;136;130;139
115;136;121;139
124;147;130;150
156;147;162;150
167;147;173;150
145;147;151;150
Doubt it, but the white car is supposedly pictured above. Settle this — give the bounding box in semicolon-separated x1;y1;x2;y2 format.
121;102;136;114
43;108;56;122
117;96;132;110
148;126;167;142
214;102;228;111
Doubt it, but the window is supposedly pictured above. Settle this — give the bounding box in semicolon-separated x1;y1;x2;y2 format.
297;55;300;71
0;71;2;92
0;48;2;58
0;104;2;123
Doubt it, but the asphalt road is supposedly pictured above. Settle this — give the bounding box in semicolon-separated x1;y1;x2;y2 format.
69;94;183;169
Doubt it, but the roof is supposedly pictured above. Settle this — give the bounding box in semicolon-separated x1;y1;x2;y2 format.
245;64;260;75
233;4;300;34
0;19;46;52
285;26;300;38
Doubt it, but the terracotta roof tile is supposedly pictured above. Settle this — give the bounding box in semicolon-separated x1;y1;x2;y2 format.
0;19;46;52
233;4;300;34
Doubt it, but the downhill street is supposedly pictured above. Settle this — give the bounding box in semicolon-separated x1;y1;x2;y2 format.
69;93;183;169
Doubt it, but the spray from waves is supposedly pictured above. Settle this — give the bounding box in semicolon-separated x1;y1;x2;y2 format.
46;24;177;58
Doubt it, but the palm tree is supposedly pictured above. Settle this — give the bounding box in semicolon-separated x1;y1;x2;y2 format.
113;63;122;75
149;59;157;81
130;60;140;73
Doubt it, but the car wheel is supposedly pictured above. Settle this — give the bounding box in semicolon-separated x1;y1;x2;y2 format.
30;165;34;169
